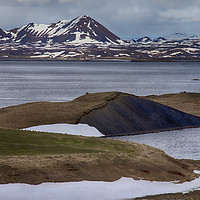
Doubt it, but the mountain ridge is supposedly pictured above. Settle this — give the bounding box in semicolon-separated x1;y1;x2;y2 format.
0;15;125;46
0;15;200;60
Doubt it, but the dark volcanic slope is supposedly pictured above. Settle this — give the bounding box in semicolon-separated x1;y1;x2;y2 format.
80;94;200;136
144;92;200;117
0;92;200;136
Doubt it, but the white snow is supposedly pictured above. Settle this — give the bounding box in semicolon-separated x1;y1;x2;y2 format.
32;23;49;36
163;55;172;58
0;177;200;200
92;30;98;37
30;54;49;58
50;51;65;57
0;37;10;41
170;52;182;56
67;31;103;45
64;52;82;57
194;170;200;174
30;51;65;58
116;39;126;45
119;53;130;57
23;123;104;137
182;47;199;54
33;52;42;55
135;50;166;55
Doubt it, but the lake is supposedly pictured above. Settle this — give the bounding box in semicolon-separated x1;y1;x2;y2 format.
0;60;199;108
114;127;200;160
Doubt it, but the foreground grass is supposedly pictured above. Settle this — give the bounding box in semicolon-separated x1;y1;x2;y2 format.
0;128;136;156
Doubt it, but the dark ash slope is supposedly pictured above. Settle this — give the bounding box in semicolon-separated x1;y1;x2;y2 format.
80;94;200;136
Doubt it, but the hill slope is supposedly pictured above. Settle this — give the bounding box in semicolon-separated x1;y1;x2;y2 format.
144;92;200;117
0;92;200;136
0;128;199;184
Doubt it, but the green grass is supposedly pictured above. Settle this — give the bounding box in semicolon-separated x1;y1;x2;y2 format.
0;128;136;156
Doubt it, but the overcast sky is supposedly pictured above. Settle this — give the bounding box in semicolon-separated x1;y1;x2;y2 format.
1;0;200;39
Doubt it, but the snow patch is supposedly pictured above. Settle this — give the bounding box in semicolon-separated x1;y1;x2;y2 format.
30;54;49;58
194;170;200;174
0;177;200;200
23;123;104;137
170;52;182;56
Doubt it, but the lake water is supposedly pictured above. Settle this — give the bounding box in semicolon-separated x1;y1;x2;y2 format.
0;60;199;108
114;127;200;160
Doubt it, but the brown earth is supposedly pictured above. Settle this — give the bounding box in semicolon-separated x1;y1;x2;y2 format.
0;142;200;185
0;91;122;129
144;92;200;117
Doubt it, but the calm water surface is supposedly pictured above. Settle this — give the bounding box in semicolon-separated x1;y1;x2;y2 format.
0;60;199;108
114;128;200;160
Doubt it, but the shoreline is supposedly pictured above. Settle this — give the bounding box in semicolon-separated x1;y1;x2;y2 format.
103;125;200;138
0;58;200;62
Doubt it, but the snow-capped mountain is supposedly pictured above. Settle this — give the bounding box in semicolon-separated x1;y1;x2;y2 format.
0;15;124;45
153;37;166;43
0;28;12;42
137;36;152;43
0;16;199;61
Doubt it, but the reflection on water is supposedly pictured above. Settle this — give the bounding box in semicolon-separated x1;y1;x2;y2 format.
0;61;200;108
114;128;200;160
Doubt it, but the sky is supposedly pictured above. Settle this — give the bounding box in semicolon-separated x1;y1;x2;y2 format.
1;0;200;39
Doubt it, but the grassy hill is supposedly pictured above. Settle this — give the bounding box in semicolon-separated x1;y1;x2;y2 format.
0;127;199;184
0;127;136;156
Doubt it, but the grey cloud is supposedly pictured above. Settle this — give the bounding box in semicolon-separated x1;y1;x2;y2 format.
17;0;50;4
160;7;200;23
1;0;200;38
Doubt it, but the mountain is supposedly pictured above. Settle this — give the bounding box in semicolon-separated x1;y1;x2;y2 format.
0;28;12;43
0;16;199;61
137;36;152;43
153;37;166;43
0;15;124;46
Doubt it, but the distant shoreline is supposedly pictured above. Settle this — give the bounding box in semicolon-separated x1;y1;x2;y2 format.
0;58;200;62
